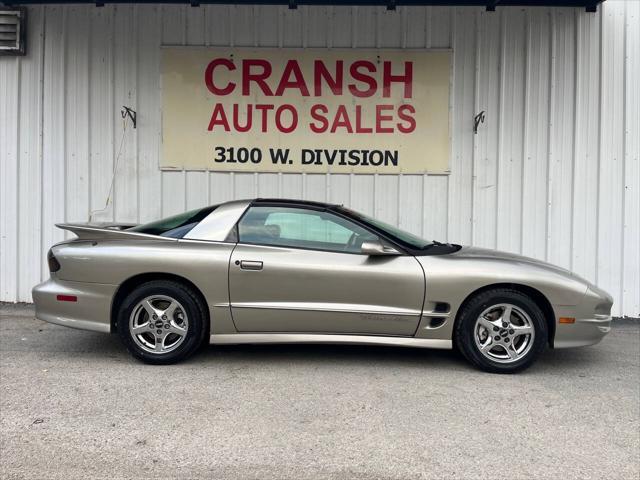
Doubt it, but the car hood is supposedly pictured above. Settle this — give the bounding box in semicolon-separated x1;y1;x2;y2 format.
450;246;580;279
419;245;613;308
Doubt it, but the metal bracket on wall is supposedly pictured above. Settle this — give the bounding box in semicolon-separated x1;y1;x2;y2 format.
121;106;137;129
473;111;485;134
585;2;598;12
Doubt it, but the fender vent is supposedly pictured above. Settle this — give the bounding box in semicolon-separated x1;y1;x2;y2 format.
0;8;26;56
428;317;446;329
434;302;450;313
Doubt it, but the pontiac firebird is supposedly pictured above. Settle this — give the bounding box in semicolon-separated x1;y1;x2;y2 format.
33;198;613;373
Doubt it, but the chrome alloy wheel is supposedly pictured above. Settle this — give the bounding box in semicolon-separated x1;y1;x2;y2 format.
473;303;535;364
129;295;189;354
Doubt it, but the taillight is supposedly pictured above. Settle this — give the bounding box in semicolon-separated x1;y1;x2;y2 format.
47;249;61;272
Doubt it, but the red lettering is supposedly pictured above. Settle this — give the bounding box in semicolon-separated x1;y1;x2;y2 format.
204;58;236;96
383;61;413;98
275;60;310;97
397;104;416;133
330;105;353;133
233;104;252;132
242;59;273;96
354;105;372;134
309;104;329;133
207;103;230;131
348;61;377;98
376;105;394;133
314;60;343;96
255;104;274;132
275;104;298;133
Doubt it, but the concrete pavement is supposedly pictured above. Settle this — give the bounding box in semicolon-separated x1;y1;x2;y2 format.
1;305;638;480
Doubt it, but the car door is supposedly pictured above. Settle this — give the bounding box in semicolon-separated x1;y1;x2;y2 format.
228;204;425;336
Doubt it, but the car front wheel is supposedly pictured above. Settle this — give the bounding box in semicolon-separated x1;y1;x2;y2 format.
454;288;548;373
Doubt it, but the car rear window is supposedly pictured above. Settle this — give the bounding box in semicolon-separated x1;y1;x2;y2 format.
128;205;217;238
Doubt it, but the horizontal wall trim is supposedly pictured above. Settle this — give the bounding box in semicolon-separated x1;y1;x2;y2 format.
4;1;605;12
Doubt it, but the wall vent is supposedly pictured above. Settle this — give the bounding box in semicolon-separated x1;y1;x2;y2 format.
0;8;26;56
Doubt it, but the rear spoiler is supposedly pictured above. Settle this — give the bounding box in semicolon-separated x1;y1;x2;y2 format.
56;223;176;242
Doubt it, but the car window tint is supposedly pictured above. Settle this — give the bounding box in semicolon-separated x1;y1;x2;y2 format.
238;206;378;253
265;212;353;243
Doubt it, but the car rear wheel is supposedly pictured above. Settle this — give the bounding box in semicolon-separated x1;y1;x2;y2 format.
117;280;207;364
454;288;548;373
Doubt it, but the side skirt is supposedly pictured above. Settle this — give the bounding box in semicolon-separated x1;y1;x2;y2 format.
209;333;452;350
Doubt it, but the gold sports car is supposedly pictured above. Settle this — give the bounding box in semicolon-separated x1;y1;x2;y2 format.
33;198;613;373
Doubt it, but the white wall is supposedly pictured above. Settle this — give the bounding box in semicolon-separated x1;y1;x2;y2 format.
0;1;638;316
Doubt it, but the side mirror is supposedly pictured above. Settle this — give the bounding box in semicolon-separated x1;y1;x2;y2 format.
360;240;400;256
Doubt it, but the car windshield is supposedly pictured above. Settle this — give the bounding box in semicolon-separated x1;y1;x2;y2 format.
338;207;433;249
128;205;217;238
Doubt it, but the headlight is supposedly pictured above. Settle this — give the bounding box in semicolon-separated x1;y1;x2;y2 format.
586;287;613;315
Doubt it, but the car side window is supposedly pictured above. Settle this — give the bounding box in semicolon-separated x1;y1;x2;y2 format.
238;206;379;253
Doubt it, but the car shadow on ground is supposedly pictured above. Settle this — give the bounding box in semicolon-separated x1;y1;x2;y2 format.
64;330;468;370
194;340;609;373
9;317;614;374
201;341;462;368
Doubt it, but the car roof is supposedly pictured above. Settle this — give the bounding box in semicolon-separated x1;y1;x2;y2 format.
252;198;341;209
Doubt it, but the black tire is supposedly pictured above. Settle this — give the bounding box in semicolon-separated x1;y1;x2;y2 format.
454;288;548;374
117;280;208;365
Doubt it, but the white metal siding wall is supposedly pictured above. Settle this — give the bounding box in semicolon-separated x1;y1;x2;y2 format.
0;1;638;317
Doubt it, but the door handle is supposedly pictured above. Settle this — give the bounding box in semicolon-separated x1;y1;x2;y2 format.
239;260;263;271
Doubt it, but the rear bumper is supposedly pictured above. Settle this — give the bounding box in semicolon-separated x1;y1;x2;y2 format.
32;277;117;333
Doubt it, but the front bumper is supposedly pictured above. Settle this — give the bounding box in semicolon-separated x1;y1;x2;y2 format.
32;277;117;333
553;286;614;348
553;314;612;348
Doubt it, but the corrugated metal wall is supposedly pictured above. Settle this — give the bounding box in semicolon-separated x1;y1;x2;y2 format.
0;1;638;316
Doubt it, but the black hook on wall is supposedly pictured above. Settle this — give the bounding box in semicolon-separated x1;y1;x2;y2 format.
473;111;485;134
121;106;137;129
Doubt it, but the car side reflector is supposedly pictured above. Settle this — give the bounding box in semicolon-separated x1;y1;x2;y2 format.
56;295;77;302
559;317;575;324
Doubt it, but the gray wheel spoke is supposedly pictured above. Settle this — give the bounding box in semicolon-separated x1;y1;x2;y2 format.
501;305;513;324
142;299;160;319
168;321;187;337
131;323;149;336
479;336;494;351
503;344;517;360
512;325;533;337
163;301;180;320
478;317;497;332
154;334;166;352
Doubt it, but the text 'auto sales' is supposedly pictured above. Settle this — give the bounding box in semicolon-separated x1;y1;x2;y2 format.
204;58;416;135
